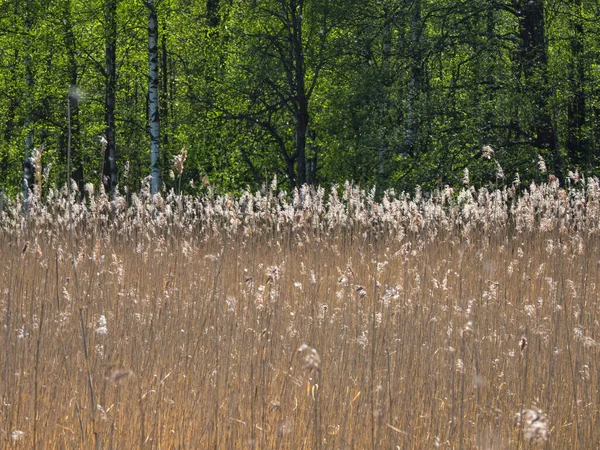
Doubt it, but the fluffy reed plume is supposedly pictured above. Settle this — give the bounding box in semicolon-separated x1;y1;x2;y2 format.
515;408;549;444
95;315;108;335
4;174;600;240
298;344;321;372
172;147;187;176
495;160;504;180
462;168;470;186
172;147;188;192
105;365;133;384
11;430;25;441
538;154;547;174
481;145;495;159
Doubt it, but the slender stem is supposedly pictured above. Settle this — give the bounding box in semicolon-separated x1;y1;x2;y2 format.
79;306;98;447
67;96;71;189
33;299;46;450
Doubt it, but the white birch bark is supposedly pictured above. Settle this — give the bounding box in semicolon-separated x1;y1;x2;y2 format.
148;0;161;194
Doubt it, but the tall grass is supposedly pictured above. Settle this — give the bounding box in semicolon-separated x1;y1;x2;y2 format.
1;175;600;448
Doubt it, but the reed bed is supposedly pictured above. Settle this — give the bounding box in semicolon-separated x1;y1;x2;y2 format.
1;175;600;448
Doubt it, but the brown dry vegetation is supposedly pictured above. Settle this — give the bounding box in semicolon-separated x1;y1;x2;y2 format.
1;177;600;448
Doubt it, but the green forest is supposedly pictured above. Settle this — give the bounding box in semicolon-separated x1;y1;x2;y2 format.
0;0;599;197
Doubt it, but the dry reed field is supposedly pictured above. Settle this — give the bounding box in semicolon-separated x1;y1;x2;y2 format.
1;176;600;449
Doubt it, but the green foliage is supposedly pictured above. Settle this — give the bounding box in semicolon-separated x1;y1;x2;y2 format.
0;0;599;196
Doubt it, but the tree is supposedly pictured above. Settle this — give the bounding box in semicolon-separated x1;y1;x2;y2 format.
517;0;560;172
147;0;161;194
1;0;600;197
63;0;84;187
217;0;342;188
23;0;35;209
567;0;587;168
404;0;423;157
103;0;118;195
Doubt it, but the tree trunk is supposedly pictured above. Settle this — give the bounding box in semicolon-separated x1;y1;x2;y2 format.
404;0;422;157
307;128;317;185
567;0;586;168
103;0;118;196
147;0;161;194
161;35;169;146
291;0;309;186
295;112;308;186
207;0;220;27
286;154;296;190
378;5;392;178
518;0;560;171
482;0;498;135
64;0;83;187
23;0;35;210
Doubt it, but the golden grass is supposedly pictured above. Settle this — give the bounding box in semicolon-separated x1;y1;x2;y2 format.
1;178;600;448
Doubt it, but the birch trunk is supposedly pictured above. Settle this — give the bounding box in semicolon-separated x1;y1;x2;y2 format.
147;0;161;194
